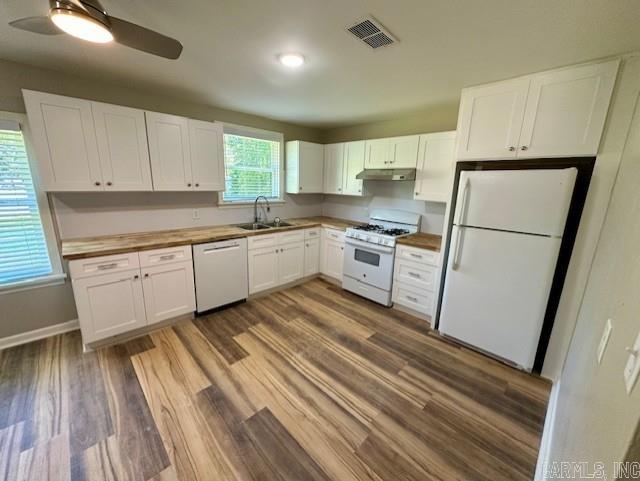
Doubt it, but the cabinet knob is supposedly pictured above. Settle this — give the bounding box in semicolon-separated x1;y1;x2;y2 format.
299;187;303;191
508;146;516;152
94;181;101;186
134;274;139;280
195;183;200;187
415;192;419;195
341;247;344;251
338;188;342;192
187;183;192;187
144;273;149;278
520;145;528;151
358;189;362;193
106;181;112;186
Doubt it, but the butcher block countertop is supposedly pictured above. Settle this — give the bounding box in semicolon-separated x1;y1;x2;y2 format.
396;232;443;252
61;216;362;260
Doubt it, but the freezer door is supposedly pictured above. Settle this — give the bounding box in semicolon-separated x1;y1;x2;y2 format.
453;168;577;236
439;226;561;370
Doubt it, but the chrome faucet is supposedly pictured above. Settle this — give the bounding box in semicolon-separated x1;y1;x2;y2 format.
253;195;271;225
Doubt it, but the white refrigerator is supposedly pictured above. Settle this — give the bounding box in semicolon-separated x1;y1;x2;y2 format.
439;168;577;371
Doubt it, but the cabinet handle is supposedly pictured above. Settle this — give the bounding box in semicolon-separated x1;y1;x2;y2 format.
406;295;418;303
159;254;176;261
97;263;118;270
408;272;421;279
94;181;101;186
508;146;516;152
106;181;113;186
520;145;528;151
410;253;422;259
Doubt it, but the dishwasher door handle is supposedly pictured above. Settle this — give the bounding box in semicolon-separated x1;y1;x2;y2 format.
202;244;240;253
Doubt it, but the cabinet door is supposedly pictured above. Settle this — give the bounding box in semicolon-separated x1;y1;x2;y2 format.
389;135;419;168
323;143;345;194
517;59;619;158
323;239;344;280
299;142;324;193
188;119;225;191
279;242;305;284
146;111;192;191
455;78;530;160
92;102;152;191
365;138;390;168
22;90;102;191
72;269;146;344
414;131;456;203
304;238;320;276
342;141;365;196
141;261;196;325
248;246;279;294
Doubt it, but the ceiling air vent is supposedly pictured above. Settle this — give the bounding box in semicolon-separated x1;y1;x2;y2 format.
347;16;397;49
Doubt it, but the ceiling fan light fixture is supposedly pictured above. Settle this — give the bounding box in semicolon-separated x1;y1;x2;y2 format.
50;8;113;43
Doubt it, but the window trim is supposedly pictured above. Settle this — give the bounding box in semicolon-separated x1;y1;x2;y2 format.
217;122;285;206
0;111;65;294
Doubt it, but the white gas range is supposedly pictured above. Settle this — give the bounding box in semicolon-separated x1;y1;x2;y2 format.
343;209;421;306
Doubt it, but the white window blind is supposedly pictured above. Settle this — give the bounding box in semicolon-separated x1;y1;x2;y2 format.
0;123;53;285
221;125;283;203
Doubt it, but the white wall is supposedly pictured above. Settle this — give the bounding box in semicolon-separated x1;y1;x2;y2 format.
538;72;640;480
321;181;447;235
542;54;640;379
53;192;323;239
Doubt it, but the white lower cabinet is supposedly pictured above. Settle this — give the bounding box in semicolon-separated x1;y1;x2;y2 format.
304;238;320;276
392;244;440;319
321;228;345;281
248;246;280;294
70;245;195;344
279;242;305;284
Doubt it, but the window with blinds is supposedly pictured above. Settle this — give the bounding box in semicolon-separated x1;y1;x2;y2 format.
0;122;53;285
221;126;283;203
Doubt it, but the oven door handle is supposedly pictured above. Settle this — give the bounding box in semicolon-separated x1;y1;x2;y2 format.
345;237;395;254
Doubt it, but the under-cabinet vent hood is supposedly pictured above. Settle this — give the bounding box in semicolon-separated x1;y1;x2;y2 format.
356;169;416;181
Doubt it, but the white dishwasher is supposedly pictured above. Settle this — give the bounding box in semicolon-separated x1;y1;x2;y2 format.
193;238;248;313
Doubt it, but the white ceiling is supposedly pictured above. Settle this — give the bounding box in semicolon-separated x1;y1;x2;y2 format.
1;0;640;128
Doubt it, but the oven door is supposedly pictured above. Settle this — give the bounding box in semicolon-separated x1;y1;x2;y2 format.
343;237;395;290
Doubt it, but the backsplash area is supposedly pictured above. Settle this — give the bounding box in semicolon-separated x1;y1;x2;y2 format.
321;181;446;234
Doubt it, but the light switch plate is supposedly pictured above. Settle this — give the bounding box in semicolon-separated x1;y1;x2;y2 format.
624;331;640;395
597;318;613;364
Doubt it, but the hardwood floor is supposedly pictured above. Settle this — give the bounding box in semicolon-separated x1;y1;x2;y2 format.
0;278;551;481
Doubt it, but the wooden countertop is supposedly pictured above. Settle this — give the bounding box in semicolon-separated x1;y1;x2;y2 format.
61;216;362;260
396;232;443;252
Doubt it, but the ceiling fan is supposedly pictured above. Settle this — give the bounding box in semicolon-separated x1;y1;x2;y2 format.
9;0;183;59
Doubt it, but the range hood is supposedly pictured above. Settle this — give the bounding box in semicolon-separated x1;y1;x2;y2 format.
355;168;416;181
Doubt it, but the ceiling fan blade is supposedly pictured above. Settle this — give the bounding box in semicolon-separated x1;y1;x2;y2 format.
108;16;183;59
9;16;62;35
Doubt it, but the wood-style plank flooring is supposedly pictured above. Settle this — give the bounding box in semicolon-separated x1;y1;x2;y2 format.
0;279;551;481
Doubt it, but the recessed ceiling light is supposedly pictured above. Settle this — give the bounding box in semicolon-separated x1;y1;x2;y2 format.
278;53;305;68
50;8;113;44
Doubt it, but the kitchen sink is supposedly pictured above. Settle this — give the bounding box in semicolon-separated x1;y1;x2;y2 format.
236;223;271;231
263;221;292;228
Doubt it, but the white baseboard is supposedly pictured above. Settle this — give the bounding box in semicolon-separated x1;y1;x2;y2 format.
534;380;562;481
0;319;79;350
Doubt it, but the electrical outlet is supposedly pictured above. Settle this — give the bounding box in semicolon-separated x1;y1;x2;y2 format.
597;318;613;364
624;331;640;395
192;209;200;220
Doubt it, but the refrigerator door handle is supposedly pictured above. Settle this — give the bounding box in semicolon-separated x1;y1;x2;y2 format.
457;177;471;225
451;226;465;270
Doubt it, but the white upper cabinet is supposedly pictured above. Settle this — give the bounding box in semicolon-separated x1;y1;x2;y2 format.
342;141;365;196
388;135;420;168
364;135;419;168
188;119;225;191
324;143;345;194
145;112;192;191
92;102;153;191
414;131;456;203
456;59;620;160
23;90;103;191
365;138;391;168
517;60;619;158
456;78;530;161
286;141;324;193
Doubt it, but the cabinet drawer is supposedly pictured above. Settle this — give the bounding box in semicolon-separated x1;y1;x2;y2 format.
394;259;437;291
323;228;345;243
396;245;439;267
278;229;305;245
393;281;434;316
248;233;278;250
139;245;192;268
69;252;140;279
304;227;321;240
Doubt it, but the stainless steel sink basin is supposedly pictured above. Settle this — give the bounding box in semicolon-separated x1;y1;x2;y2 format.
263;221;292;228
236;223;272;231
